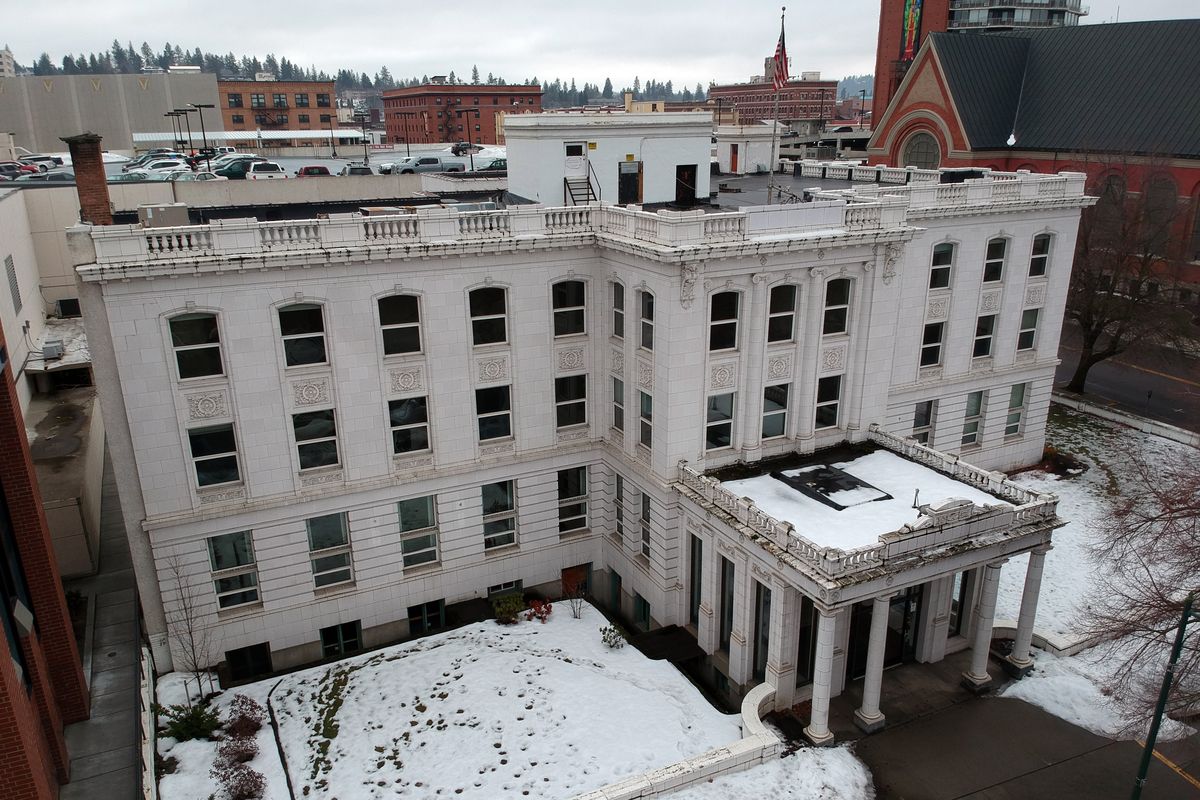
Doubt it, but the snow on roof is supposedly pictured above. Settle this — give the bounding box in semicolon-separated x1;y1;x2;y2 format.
25;317;90;373
722;450;1010;550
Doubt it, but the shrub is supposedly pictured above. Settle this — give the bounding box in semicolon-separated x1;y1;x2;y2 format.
225;694;265;739
492;593;525;625
600;625;626;649
211;758;266;800
218;736;259;764
156;700;221;742
525;599;553;624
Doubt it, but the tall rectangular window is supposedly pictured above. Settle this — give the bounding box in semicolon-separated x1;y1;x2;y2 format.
689;535;703;626
250;93;265;108
1017;308;1040;351
949;571;970;636
719;557;734;653
640;493;651;558
476;386;512;440
973;315;996;358
961;391;984;445
208;531;258;609
272;93;287;108
612;282;625;338
306;513;353;588
227;93;244;108
612;377;625;431
705;393;734;450
279;304;327;366
378;295;422;355
552;280;586;337
920;322;945;367
554;375;587;428
188;425;241;487
639;290;654;350
983;238;1006;282
912;400;936;444
558;467;588;533
708;292;739;351
1029;234;1051;277
482;480;517;548
929;243;954;289
398;495;438;567
822;279;851;335
753;581;772;682
317;93;331;107
795;597;818;687
638;392;653;448
762;384;789;439
767;284;796;342
389;397;430;454
1005;383;1027;436
815;375;841;429
469;287;507;345
614;475;624;541
170;313;223;379
292;409;339;470
294;93;310;108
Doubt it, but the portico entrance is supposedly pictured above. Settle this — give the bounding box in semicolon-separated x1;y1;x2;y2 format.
847;586;923;681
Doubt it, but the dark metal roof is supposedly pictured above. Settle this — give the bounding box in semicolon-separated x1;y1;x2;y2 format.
930;20;1200;158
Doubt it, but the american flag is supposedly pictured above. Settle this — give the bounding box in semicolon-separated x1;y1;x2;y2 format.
772;25;789;91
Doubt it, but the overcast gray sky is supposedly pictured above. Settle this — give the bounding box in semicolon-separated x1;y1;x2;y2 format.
6;0;1195;89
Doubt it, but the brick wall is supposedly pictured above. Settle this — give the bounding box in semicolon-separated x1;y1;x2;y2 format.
61;133;112;226
0;650;56;800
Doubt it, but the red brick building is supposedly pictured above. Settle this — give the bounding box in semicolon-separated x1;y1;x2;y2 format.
382;83;543;146
218;79;337;146
0;317;91;799
707;77;838;125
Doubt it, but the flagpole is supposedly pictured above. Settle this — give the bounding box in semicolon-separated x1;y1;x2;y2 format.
768;6;785;205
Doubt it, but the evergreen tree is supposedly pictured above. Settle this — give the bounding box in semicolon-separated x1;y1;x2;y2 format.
471;64;479;84
359;72;372;89
632;76;640;98
61;55;78;74
140;42;155;68
602;77;612;98
695;82;704;100
487;72;494;83
33;53;55;75
376;65;394;89
127;41;143;72
111;40;128;72
264;54;279;77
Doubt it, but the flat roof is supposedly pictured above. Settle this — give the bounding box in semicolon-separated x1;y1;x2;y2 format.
719;447;1010;550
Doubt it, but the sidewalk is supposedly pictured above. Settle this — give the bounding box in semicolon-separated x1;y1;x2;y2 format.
60;452;141;798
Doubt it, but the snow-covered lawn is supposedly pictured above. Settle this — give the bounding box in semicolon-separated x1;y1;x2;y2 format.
157;603;742;800
667;746;874;799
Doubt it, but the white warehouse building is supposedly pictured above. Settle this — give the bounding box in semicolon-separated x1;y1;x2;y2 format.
69;124;1091;744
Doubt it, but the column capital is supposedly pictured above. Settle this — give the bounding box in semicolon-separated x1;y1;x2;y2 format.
1031;544;1053;556
984;559;1008;571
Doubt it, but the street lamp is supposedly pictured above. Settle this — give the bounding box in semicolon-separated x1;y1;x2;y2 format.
457;109;480;170
353;113;370;165
189;103;214;170
173;107;196;156
1131;591;1198;800
858;89;867;131
326;115;339;158
164;111;183;150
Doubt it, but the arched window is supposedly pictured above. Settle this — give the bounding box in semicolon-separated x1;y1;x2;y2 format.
378;294;421;355
169;312;223;379
1143;175;1178;255
901;132;940;169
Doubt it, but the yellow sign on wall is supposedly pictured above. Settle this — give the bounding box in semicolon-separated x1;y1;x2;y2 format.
587;142;597;150
625;154;635;161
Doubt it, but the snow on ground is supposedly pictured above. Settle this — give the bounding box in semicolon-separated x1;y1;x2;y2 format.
158;602;741;800
996;407;1195;640
724;450;1009;550
667;745;874;800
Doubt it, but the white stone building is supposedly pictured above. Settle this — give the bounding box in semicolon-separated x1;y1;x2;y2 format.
71;151;1090;742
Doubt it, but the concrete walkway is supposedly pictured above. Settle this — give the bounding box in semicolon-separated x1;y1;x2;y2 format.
61;453;141;798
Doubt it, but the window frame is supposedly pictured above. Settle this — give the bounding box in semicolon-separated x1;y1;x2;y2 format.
1005;383;1027;437
640;493;651;558
961;390;984;446
188;424;241;488
278;303;328;367
306;513;353;588
822;279;852;336
551;279;587;338
762;383;789;439
614;474;625;541
320;620;362;658
1017;308;1040;351
557;467;589;533
814;375;841;430
554;374;587;429
475;385;513;441
983;237;1007;283
929;243;954;289
378;294;423;355
1029;234;1051;277
708;291;740;352
612;376;625;431
398;495;439;567
767;284;797;343
638;289;654;351
468;286;508;346
481;479;518;549
169;312;224;380
612;282;625;339
920;321;945;367
705;392;735;451
389;396;430;455
912;400;936;444
292;409;339;470
973;314;996;358
638;391;653;448
207;531;259;609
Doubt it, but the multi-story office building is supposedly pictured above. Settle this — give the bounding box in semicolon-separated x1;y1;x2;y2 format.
873;0;1087;124
382;81;543;146
68;120;1089;743
708;73;839;127
0;46;16;79
218;79;337;146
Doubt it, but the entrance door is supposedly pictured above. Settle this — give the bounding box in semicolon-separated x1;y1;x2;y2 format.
730;143;739;173
846;586;923;680
618;160;642;204
564;142;588;177
561;563;591;597
675;164;698;206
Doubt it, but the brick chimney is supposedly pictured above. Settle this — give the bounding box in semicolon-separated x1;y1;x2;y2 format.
60;132;112;225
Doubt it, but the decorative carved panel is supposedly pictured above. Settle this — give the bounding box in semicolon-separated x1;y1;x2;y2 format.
1025;283;1047;306
979;290;1002;313
389;366;425;395
709;363;736;390
198;487;244;505
767;354;793;381
291;379;329;407
611;349;624;377
185;390;229;421
476;356;509;383
820;344;847;373
556;346;585;373
637;359;653;390
926;296;950;321
299;469;343;487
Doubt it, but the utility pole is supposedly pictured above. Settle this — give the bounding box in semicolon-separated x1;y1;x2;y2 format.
174;108;196;156
190;103;214;170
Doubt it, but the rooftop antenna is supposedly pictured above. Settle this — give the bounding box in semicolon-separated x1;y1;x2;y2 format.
912;488;920;509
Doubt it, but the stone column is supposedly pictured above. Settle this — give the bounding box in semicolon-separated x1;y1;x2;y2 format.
1006;546;1051;677
803;608;838;746
854;595;892;733
765;582;801;709
738;273;770;462
962;562;1003;692
696;535;719;654
727;553;754;685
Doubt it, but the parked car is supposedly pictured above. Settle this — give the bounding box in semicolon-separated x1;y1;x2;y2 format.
394;155;466;174
246;161;287;180
108;171;169;183
213;157;267;179
20;154;61;172
0;161;39;179
169;171;228;182
450;141;482;157
15;171;75;182
124;152;184;171
295;165;333;177
139;159;191;175
477;158;507;172
210;153;264;170
338;163;374;176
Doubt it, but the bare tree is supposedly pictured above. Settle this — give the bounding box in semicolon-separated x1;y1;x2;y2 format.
563;577;587;620
1064;158;1193;393
1079;451;1200;727
165;553;216;704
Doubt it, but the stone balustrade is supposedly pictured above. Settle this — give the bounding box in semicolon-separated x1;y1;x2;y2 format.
675;426;1059;580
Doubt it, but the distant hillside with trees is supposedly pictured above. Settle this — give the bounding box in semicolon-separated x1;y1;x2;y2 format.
838;74;873;99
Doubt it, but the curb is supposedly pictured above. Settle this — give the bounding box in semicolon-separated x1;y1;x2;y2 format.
1052;393;1200;447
